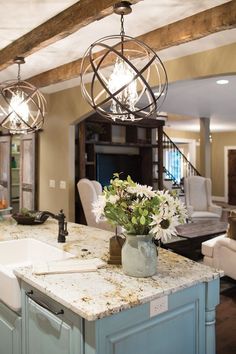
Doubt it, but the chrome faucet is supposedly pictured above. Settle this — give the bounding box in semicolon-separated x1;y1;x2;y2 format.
35;209;68;243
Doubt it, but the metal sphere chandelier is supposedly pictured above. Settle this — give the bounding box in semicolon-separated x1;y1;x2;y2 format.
80;1;168;122
0;57;46;134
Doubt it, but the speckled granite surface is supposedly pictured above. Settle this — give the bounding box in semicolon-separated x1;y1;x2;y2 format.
0;217;222;321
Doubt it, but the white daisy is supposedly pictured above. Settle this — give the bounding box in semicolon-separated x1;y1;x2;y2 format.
108;194;120;204
173;198;188;221
92;195;106;222
127;183;156;199
150;214;179;242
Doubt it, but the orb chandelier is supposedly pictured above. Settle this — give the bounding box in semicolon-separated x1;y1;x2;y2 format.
0;57;46;134
80;1;168;122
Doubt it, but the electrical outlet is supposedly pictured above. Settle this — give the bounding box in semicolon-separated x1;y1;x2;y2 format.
150;296;168;317
49;179;55;188
60;181;66;189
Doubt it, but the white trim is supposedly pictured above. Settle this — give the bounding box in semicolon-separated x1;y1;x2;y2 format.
212;196;226;202
224;145;236;203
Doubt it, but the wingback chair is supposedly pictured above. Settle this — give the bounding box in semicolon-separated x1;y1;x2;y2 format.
184;176;222;221
77;178;114;231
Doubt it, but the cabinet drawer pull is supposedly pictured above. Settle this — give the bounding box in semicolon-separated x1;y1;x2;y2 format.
26;290;64;316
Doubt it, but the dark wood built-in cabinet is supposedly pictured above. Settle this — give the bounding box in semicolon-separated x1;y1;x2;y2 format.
75;113;164;223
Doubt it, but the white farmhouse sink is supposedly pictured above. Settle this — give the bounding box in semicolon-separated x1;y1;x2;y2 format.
0;238;73;312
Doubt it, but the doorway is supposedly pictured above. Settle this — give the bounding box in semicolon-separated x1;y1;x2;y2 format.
228;149;236;205
0;133;37;213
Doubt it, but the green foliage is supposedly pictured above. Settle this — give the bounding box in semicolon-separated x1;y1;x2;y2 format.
19;208;36;217
93;174;187;239
102;174;161;235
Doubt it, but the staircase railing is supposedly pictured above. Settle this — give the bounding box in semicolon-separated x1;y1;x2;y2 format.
162;131;201;186
163;167;179;185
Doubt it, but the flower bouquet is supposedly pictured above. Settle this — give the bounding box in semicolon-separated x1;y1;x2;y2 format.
93;174;187;242
93;174;187;277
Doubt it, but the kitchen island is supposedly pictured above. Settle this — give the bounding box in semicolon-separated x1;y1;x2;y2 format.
0;218;222;354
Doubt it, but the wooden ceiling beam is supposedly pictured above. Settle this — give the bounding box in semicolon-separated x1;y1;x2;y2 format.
0;0;140;71
29;0;236;88
137;0;236;52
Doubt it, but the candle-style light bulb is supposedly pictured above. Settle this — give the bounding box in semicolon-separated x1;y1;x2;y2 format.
108;58;138;121
8;91;29;133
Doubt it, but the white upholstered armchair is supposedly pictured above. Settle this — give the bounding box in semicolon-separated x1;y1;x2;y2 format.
77;178;114;231
184;176;222;221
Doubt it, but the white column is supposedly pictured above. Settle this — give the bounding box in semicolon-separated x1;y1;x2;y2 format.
200;117;211;178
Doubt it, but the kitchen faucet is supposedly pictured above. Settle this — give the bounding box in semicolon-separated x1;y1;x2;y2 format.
35;209;68;243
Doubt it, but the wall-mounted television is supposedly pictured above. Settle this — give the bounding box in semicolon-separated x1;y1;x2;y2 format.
96;153;142;187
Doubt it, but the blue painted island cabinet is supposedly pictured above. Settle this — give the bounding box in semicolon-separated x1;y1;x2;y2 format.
0;301;21;354
21;278;219;354
21;285;83;354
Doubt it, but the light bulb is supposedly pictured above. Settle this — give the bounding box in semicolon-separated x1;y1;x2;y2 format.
8;91;29;132
10;92;29;121
216;79;229;85
108;58;138;121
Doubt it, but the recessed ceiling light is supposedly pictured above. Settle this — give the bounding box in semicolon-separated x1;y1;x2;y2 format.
216;79;229;85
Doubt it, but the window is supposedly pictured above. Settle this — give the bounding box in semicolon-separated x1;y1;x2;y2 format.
165;150;183;184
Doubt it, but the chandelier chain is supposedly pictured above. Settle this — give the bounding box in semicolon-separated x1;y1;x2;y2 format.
17;63;21;82
120;14;125;36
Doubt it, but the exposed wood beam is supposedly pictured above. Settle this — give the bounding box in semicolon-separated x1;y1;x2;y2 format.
0;0;141;71
137;0;236;51
29;0;236;88
29;58;84;88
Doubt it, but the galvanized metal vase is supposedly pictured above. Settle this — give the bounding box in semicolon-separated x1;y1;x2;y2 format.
121;234;157;277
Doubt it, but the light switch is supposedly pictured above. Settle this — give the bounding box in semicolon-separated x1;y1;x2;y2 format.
60;181;66;189
150;296;168;317
49;179;55;188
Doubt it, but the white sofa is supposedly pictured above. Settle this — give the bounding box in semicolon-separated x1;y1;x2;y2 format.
202;234;236;280
184;176;222;221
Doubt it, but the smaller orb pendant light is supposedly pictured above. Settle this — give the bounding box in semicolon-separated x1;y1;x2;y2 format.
80;1;168;122
0;57;46;134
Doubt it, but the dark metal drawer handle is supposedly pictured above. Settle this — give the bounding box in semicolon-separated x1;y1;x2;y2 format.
26;290;64;316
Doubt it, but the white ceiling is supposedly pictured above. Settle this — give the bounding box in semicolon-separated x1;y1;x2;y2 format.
0;0;235;132
162;74;236;132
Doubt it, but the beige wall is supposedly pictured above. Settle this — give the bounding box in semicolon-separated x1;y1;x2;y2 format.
165;42;236;83
164;128;199;141
38;42;236;221
38;86;92;220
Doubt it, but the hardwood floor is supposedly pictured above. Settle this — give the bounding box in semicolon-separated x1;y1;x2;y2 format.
168;207;236;353
216;210;236;354
216;277;236;354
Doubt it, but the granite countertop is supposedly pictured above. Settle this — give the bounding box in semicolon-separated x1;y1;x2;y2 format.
0;218;222;321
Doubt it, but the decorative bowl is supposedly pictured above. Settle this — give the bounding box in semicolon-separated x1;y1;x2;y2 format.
12;212;48;225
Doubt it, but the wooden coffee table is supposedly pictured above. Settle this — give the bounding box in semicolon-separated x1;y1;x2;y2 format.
164;220;228;260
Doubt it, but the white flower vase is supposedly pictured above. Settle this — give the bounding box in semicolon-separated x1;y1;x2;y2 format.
121;234;157;277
